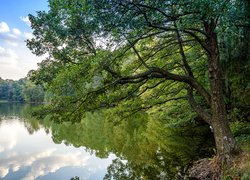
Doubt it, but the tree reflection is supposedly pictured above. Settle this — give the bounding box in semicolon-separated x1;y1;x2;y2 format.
0;103;44;134
0;104;214;179
104;158;138;180
70;176;80;180
41;111;214;179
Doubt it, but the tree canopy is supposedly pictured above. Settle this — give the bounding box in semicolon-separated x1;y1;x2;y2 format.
27;0;249;166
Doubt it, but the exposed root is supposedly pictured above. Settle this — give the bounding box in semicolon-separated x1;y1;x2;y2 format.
186;151;249;180
187;158;220;180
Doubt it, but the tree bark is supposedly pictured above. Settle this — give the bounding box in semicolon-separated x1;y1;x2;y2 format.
205;22;240;164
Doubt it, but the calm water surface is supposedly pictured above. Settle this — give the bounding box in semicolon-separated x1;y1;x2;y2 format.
0;103;213;179
0;103;116;180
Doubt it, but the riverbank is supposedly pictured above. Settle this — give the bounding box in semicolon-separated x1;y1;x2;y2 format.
187;138;250;179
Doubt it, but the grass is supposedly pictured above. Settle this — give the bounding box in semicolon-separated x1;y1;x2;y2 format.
222;137;250;180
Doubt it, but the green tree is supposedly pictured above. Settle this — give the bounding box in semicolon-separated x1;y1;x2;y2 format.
22;81;45;102
0;78;25;102
27;0;249;164
0;78;46;103
0;78;10;100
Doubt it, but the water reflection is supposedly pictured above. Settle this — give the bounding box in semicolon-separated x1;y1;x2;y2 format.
41;111;214;179
0;103;115;180
0;103;214;179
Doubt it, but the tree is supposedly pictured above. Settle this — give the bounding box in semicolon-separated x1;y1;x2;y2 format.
0;78;46;103
0;78;10;100
22;81;45;102
27;0;248;164
0;78;25;102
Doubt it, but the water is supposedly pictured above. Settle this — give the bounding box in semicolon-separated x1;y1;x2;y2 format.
0;103;213;179
0;103;116;180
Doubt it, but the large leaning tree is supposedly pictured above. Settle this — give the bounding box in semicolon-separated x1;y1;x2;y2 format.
27;0;249;164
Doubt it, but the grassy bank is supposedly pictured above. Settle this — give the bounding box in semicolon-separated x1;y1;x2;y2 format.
222;130;250;179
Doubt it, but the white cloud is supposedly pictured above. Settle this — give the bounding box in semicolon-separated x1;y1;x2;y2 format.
0;168;9;178
0;121;17;152
12;165;20;172
0;46;18;65
0;119;116;179
0;65;23;80
0;19;44;79
5;39;18;47
0;21;41;79
23;32;33;40
0;32;20;47
7;33;18;39
0;149;88;179
0;149;55;178
20;16;31;26
0;22;10;33
23;152;88;180
0;46;18;58
12;28;21;36
0;46;23;79
0;46;7;55
5;40;18;47
0;44;44;79
0;137;16;153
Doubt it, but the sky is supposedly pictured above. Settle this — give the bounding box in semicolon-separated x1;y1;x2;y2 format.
0;0;49;80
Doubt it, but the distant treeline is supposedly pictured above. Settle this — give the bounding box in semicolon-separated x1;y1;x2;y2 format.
0;77;47;102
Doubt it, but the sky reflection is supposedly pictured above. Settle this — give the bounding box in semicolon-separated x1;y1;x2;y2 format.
0;118;115;180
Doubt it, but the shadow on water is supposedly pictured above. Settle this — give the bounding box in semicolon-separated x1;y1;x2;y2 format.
0;103;215;179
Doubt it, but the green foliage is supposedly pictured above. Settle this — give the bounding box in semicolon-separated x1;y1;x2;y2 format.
219;0;250;123
104;159;136;180
26;0;249;122
231;121;250;137
0;78;25;102
22;81;45;102
230;121;250;152
26;0;249;175
70;177;80;180
0;77;46;103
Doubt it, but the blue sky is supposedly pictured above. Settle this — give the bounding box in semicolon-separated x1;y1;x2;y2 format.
0;0;49;80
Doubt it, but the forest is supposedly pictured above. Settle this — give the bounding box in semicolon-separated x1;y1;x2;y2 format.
0;77;46;102
15;0;250;178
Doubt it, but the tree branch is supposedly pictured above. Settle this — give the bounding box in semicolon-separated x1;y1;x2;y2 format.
120;96;187;120
128;41;150;69
174;24;194;77
131;2;177;21
182;30;210;53
110;66;210;105
187;87;211;124
128;1;210;56
149;67;211;104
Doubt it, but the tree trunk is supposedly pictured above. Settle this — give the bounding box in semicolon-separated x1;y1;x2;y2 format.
206;25;240;164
